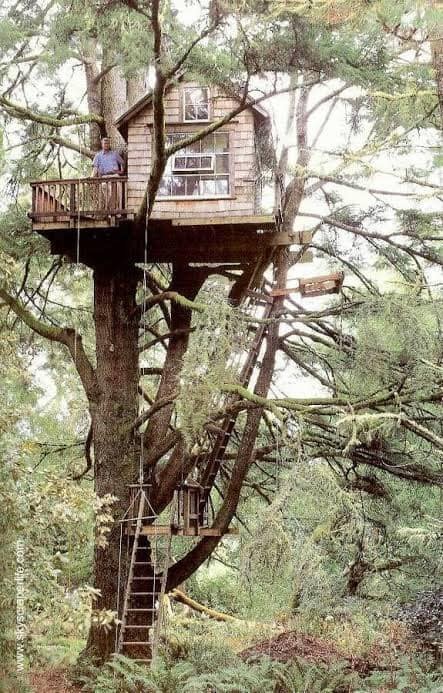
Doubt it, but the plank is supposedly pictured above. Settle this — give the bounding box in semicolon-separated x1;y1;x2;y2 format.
171;214;275;228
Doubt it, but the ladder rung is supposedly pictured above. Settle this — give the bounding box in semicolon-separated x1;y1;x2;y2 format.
131;592;156;596
123;625;151;629
122;641;151;646
132;575;156;578
127;608;157;611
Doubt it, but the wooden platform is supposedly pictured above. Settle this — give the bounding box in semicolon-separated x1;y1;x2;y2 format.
127;524;239;537
29;178;318;265
32;214;282;266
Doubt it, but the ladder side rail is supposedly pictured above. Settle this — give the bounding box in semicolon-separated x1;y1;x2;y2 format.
117;492;146;653
198;293;273;506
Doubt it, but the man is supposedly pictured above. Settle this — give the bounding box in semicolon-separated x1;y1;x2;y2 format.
92;137;125;211
92;137;124;177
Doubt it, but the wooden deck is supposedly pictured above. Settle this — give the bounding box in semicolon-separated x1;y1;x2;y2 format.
30;177;130;225
29;178;286;266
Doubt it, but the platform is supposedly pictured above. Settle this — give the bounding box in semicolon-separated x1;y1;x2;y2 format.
127;524;239;537
29;178;286;266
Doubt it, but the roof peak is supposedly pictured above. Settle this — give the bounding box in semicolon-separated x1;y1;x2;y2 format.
115;77;269;138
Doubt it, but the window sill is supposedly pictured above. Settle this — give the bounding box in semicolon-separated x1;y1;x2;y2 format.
157;195;236;201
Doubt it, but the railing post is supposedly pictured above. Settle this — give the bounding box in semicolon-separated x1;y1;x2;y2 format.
70;183;76;213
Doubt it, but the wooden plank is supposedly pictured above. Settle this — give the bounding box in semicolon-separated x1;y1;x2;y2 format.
130;524;238;537
270;286;300;297
268;231;314;247
299;271;343;286
171;215;274;228
199;527;239;536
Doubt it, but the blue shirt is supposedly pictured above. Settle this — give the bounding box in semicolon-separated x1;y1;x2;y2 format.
93;150;124;176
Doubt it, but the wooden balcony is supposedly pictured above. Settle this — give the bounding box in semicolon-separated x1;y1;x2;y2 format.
30;177;132;230
29;176;283;267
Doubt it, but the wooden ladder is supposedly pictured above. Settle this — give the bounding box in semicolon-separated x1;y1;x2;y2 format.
116;491;159;663
198;288;274;514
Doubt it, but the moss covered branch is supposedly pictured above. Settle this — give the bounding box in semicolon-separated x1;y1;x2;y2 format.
0;287;97;402
0;95;104;128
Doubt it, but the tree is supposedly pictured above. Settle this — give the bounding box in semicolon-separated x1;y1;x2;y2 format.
0;0;442;664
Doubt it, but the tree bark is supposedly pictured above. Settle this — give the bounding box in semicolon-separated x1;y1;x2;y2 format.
143;265;207;462
429;0;443;126
81;38;106;151
85;260;140;662
100;48;127;148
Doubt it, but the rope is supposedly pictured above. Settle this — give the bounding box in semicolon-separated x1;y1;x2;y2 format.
73;124;83;364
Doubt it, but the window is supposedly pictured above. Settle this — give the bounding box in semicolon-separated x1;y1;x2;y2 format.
183;87;210;121
173;154;214;172
158;132;230;198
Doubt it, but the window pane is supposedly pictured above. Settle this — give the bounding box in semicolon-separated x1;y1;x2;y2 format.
215;154;229;173
201;156;213;169
215;177;229;195
186;156;201;170
171;176;186;196
174;156;186;169
184;104;197;120
158;176;171;196
186;176;200;196
201;135;215;153
200;177;215;195
187;140;201;153
197;104;209;119
185;87;208;106
215;133;229;152
184;87;209;121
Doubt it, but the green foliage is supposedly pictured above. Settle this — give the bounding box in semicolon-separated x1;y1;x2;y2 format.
176;283;246;444
336;293;443;397
81;652;358;693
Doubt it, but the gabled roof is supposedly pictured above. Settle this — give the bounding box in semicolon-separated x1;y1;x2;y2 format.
115;77;270;140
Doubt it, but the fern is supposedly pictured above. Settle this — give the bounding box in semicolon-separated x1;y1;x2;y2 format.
182;658;284;693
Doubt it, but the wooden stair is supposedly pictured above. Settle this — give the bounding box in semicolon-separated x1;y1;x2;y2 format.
198;288;274;517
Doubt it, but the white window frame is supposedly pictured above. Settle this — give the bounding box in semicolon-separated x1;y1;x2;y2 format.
158;131;231;199
183;87;210;123
172;153;214;173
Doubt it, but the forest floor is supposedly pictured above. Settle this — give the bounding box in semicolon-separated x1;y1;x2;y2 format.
239;630;378;674
29;668;82;693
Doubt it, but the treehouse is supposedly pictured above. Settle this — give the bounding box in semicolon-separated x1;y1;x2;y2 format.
29;79;292;267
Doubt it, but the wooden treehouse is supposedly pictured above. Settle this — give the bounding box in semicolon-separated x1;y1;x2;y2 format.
29;79;345;662
29;79;290;266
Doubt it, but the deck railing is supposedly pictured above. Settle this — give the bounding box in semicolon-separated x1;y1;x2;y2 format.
30;177;128;219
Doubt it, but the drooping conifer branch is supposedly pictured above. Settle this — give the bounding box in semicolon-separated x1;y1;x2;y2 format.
0;287;98;402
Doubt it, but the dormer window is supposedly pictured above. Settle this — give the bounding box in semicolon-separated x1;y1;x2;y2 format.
183;87;210;121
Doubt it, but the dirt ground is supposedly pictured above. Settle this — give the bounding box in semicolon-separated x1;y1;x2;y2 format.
240;630;374;674
29;668;82;693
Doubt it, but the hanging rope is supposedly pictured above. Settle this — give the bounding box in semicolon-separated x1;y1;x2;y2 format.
73;124;83;365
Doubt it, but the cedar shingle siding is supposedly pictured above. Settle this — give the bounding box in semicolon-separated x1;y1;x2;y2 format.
124;81;262;218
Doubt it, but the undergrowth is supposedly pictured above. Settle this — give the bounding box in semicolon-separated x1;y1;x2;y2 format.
76;652;443;693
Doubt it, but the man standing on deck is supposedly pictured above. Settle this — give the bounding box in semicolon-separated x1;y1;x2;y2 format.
92;137;124;177
92;137;125;210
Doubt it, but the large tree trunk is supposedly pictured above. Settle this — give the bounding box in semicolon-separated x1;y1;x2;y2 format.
429;0;443;126
81;38;106;151
101;50;127;148
85;260;140;661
